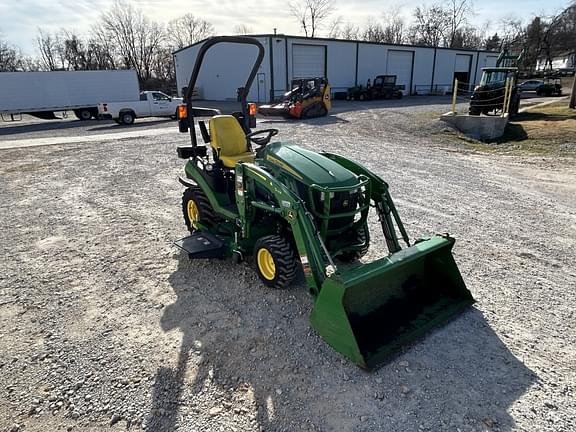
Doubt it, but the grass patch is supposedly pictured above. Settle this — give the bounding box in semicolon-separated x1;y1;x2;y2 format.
451;101;576;156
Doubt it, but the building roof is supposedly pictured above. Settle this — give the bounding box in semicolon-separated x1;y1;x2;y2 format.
172;33;499;56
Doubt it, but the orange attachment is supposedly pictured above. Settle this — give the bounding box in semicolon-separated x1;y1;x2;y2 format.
289;101;302;118
177;104;188;120
248;103;257;116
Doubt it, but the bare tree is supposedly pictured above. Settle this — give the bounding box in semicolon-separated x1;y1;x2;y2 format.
409;4;451;46
446;0;474;47
327;16;343;38
362;19;386;42
58;30;88;70
35;28;59;70
484;33;501;50
168;13;214;49
88;26;118;70
148;45;175;93
451;25;484;48
340;23;360;40
289;0;336;37
0;36;26;72
99;1;165;82
381;8;406;44
233;24;254;35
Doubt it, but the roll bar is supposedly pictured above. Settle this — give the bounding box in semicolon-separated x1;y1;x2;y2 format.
182;36;265;147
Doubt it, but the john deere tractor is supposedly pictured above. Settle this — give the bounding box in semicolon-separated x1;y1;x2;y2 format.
175;36;474;369
469;50;523;116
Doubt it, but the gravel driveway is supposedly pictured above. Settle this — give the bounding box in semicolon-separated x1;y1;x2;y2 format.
1;100;575;432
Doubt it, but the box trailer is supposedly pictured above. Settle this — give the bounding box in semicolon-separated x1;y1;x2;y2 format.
0;70;139;121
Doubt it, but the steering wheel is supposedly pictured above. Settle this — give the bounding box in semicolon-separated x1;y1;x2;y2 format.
246;128;278;147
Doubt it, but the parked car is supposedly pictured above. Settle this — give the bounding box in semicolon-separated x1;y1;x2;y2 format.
98;91;183;125
517;79;544;92
536;78;562;96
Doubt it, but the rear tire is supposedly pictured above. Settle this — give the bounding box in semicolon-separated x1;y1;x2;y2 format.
74;109;92;121
182;186;216;233
254;235;298;289
509;95;520;116
120;111;135;125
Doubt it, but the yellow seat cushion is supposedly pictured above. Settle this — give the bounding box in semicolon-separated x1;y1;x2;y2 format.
209;115;254;168
219;152;254;168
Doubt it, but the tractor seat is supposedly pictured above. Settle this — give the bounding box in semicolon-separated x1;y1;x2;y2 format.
209;115;254;168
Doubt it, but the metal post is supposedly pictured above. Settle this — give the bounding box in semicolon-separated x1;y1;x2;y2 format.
570;75;576;109
502;78;510;117
507;77;515;114
452;78;458;114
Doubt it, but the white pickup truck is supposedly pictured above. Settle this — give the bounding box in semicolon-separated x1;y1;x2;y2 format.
98;91;182;125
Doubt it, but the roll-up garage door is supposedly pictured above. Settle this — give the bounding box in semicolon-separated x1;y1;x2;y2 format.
455;54;472;72
292;44;326;78
387;50;413;94
454;54;473;86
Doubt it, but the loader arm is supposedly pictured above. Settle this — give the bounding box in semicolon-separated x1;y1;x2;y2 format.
320;152;411;252
236;162;333;295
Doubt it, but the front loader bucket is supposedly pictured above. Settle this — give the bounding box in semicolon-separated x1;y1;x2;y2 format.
258;104;290;117
310;235;473;369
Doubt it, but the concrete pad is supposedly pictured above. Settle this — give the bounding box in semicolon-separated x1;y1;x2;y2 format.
440;112;509;141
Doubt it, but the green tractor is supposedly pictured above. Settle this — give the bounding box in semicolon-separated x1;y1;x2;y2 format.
175;37;474;369
469;50;523;116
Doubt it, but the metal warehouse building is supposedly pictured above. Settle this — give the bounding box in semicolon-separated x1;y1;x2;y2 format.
173;34;500;102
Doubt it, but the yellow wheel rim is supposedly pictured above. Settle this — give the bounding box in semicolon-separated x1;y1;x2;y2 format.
257;248;276;281
187;200;200;228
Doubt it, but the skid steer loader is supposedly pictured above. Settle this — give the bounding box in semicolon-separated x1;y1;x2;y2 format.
258;77;331;119
174;36;474;369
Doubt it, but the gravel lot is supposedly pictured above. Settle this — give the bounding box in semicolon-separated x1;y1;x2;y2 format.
1;98;575;432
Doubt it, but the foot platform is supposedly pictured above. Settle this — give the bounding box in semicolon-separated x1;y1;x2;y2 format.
174;232;226;259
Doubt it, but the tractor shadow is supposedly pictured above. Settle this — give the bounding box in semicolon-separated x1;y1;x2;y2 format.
148;253;537;431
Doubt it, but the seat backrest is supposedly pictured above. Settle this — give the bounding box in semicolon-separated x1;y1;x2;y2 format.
209;115;248;157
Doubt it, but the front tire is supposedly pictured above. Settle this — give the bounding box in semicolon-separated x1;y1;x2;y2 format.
254;235;298;289
469;106;481;116
182;186;216;233
337;224;370;262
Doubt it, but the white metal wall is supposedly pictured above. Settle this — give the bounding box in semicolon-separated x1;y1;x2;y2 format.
174;36;500;101
357;44;386;87
174;37;270;101
271;36;287;100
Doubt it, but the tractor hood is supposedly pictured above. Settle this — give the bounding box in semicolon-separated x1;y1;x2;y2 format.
263;142;359;187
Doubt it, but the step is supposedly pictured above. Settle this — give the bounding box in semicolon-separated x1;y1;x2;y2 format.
174;232;227;259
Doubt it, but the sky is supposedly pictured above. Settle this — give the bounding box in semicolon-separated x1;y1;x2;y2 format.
0;0;571;56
